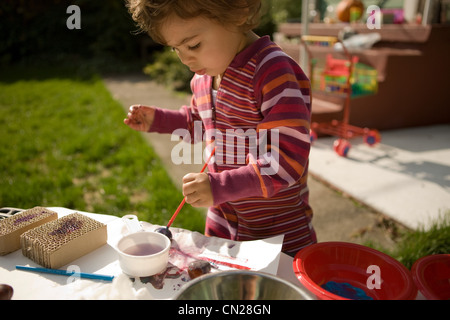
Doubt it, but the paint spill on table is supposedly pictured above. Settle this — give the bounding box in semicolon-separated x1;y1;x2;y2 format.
128;236;249;290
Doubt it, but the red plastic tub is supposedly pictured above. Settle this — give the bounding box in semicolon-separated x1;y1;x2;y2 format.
293;242;418;300
411;254;450;300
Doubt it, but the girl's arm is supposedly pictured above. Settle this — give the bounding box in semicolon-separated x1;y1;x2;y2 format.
208;55;312;205
148;80;203;142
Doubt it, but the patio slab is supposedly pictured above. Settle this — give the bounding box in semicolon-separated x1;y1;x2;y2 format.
309;124;450;230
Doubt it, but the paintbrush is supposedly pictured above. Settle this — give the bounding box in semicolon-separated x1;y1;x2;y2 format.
156;146;216;239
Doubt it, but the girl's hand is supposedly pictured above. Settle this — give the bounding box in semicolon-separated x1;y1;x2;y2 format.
124;105;155;132
182;172;214;207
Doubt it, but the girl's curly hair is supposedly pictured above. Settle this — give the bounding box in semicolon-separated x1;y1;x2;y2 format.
126;0;261;45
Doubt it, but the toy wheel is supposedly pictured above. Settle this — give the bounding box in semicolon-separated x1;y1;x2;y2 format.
364;129;381;146
333;139;351;157
310;130;318;144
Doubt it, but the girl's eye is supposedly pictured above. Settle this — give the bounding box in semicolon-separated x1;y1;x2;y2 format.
188;43;201;50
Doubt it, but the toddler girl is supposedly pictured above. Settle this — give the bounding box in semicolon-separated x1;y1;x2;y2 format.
124;0;316;256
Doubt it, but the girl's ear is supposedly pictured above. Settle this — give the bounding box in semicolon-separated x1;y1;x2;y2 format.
237;8;250;26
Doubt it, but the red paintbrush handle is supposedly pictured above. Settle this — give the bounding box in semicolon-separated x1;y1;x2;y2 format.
167;197;186;227
166;146;216;228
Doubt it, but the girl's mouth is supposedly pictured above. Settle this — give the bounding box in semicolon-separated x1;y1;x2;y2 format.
192;68;206;75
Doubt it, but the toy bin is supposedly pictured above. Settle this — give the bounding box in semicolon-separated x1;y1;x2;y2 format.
293;242;418;300
411;254;450;300
351;63;378;97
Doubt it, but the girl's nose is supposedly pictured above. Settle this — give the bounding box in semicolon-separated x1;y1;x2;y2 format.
177;51;194;66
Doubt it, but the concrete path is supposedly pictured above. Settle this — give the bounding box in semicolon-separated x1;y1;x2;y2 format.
309;124;450;230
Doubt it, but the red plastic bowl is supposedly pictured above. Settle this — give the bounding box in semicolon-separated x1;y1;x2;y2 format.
411;254;450;300
293;242;418;300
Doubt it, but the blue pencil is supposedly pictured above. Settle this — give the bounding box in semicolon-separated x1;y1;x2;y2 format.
16;265;114;282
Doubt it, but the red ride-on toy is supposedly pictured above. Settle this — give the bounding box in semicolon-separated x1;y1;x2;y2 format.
302;36;381;157
310;121;381;157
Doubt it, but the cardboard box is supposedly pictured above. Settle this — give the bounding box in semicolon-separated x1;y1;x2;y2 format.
20;213;107;269
0;207;58;255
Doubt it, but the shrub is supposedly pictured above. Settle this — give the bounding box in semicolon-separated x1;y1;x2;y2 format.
0;0;144;67
143;48;194;92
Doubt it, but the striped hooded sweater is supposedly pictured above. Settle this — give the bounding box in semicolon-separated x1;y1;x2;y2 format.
150;36;316;255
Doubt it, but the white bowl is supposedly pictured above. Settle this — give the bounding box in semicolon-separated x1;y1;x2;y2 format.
116;231;170;277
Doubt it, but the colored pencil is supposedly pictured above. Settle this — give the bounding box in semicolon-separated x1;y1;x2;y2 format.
16;265;114;282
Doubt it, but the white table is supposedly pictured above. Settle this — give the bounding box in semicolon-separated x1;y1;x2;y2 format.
0;207;310;300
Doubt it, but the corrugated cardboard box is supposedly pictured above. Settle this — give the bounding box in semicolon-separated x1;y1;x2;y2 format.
20;213;107;269
0;207;58;255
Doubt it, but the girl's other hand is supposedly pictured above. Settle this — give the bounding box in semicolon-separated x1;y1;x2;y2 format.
124;105;155;132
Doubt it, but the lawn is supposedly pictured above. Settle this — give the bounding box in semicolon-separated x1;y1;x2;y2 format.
0;66;205;232
378;213;450;269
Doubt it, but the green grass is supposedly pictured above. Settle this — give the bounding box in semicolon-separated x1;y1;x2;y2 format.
387;213;450;269
366;213;450;270
0;66;205;232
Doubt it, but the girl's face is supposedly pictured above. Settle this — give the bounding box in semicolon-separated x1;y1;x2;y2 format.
160;15;250;78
